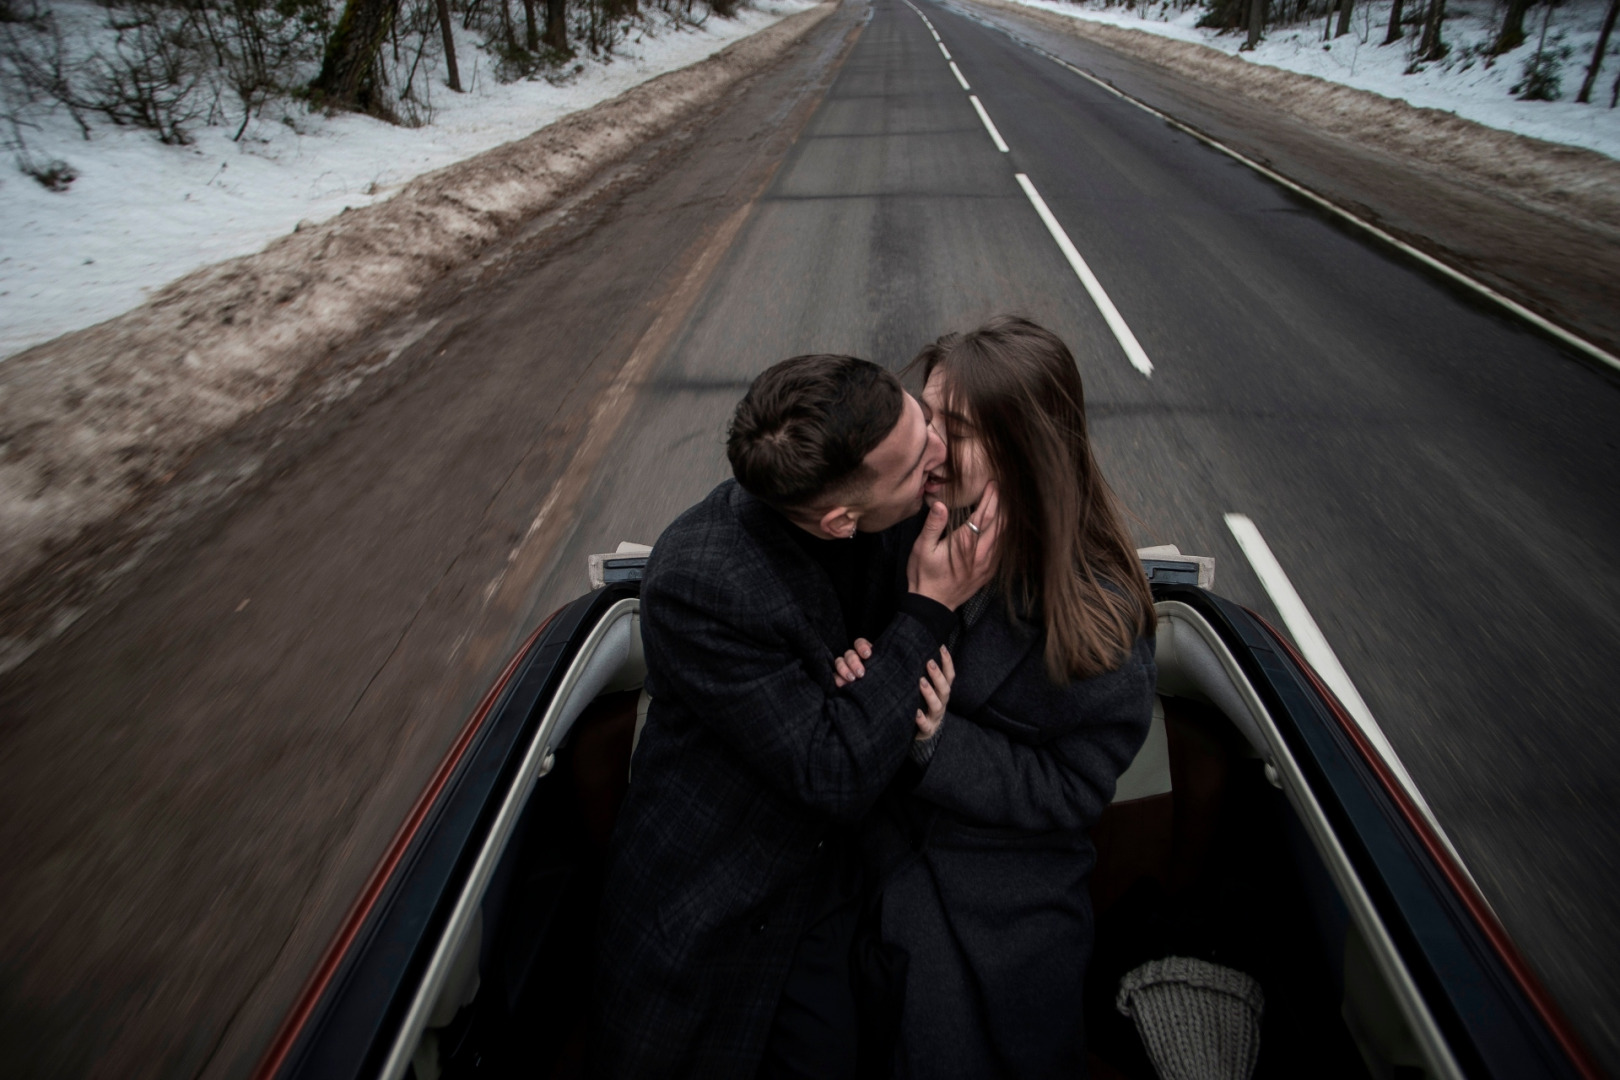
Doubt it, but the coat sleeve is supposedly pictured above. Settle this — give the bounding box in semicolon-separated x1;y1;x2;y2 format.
641;557;942;825
910;643;1155;831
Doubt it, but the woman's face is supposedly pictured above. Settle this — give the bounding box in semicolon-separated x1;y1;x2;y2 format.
922;369;992;511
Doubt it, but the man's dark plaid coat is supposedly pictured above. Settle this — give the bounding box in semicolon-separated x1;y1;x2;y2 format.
591;480;944;1079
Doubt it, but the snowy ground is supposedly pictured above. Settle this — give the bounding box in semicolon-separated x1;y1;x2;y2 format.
998;0;1620;158
0;0;816;360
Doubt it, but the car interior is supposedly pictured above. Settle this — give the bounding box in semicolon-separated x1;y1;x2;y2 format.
394;554;1460;1080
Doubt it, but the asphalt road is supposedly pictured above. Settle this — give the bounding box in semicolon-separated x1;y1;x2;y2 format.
2;0;1616;1075
530;0;1620;1065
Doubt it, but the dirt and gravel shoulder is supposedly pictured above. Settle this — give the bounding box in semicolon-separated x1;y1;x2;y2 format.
954;0;1620;365
0;0;837;683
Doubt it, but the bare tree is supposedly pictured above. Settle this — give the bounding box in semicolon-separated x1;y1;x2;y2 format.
194;0;329;140
87;5;205;144
1577;0;1618;102
1243;0;1265;50
1383;0;1404;43
543;0;566;50
311;0;403;116
1334;0;1353;37
435;0;461;89
1491;0;1536;55
1418;0;1447;61
522;0;538;51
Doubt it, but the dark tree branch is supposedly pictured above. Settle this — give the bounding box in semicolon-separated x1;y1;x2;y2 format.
1577;0;1619;103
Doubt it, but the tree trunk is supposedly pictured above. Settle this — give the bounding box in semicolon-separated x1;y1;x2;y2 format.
436;0;462;90
1244;0;1266;49
1577;0;1619;102
497;0;515;49
1491;0;1533;54
1419;0;1446;60
543;0;566;50
1335;0;1353;37
313;0;403;115
523;0;539;51
1323;0;1338;40
1383;0;1403;43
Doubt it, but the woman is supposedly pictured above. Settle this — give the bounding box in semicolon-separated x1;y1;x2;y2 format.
839;315;1157;1079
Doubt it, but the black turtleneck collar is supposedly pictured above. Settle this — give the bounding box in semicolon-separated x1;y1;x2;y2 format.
783;520;883;642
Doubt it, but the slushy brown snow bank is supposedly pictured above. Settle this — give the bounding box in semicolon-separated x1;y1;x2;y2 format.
0;0;836;672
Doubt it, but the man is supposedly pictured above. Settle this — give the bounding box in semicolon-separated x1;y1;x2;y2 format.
592;354;999;1079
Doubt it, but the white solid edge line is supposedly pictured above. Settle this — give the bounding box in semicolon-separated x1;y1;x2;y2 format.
949;60;971;90
1015;173;1153;377
969;95;1009;152
1000;35;1620;374
939;40;952;59
1223;512;1483;891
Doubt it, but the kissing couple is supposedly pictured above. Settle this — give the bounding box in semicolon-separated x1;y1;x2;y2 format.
592;315;1159;1079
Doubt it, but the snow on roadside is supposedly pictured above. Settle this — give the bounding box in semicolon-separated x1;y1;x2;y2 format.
0;0;816;361
995;0;1620;159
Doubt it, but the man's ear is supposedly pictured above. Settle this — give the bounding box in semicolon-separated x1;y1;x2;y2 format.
817;506;860;539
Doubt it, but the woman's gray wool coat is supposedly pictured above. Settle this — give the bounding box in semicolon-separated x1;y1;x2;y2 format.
862;596;1156;1080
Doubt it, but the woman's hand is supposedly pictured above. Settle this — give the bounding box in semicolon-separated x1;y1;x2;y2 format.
833;638;874;688
916;646;954;740
907;483;1001;611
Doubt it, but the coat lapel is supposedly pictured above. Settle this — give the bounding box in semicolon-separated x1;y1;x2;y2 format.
950;601;1039;716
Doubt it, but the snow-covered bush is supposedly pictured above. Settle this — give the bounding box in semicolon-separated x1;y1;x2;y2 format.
83;4;207;144
1513;32;1572;99
1;0;327;152
194;0;330;137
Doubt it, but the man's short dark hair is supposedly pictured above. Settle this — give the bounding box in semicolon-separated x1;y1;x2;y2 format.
727;354;905;509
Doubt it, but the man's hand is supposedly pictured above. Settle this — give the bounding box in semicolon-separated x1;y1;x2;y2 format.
916;646;953;740
907;482;1001;610
833;638;873;688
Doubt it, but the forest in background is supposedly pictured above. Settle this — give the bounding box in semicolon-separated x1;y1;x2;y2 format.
2;0;1613;195
0;0;734;188
1101;0;1618;103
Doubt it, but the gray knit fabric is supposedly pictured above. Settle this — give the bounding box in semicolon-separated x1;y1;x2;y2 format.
909;725;941;765
1116;957;1265;1080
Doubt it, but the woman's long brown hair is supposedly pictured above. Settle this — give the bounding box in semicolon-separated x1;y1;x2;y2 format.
907;315;1155;682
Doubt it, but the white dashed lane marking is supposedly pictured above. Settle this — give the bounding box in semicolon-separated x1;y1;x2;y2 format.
969;96;1008;153
1016;174;1154;377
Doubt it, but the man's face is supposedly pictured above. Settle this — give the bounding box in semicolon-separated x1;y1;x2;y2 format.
854;392;947;532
